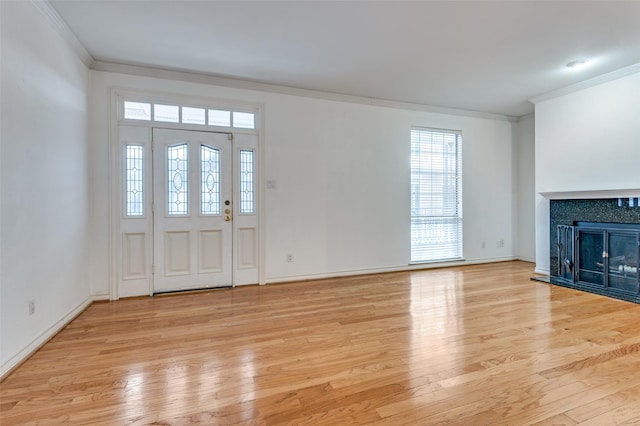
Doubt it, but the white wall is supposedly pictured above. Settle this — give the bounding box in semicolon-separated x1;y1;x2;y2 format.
89;70;517;294
514;114;535;261
0;1;526;375
1;1;91;375
534;71;640;273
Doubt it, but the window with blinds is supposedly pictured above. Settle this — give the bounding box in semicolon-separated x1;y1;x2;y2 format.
410;127;462;262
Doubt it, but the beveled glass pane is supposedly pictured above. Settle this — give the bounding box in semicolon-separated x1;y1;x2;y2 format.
167;144;188;215
208;109;231;127
182;107;206;125
239;150;254;213
125;145;144;216
155;104;179;123
124;101;151;121
201;146;220;215
233;112;255;129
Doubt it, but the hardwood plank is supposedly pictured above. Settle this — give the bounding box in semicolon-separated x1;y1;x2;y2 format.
3;261;640;425
530;413;577;426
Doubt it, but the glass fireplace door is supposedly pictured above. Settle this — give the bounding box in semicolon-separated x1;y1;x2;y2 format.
607;231;640;294
577;229;605;286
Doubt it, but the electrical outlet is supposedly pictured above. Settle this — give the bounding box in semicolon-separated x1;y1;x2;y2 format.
286;253;293;263
28;299;35;316
481;241;486;249
497;239;505;248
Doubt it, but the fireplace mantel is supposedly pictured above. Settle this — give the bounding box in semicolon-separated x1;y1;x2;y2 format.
540;189;640;200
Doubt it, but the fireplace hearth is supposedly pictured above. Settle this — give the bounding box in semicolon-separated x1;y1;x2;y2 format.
548;198;640;303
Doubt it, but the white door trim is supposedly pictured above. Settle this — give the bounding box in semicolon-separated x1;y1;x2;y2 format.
108;88;265;300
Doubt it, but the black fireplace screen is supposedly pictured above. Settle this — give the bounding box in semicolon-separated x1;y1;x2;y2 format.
567;222;640;297
607;232;639;292
577;229;605;286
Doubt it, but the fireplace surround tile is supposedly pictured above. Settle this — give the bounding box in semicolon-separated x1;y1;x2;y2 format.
549;198;640;286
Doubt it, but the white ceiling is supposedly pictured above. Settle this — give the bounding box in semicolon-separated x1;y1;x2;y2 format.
50;0;640;117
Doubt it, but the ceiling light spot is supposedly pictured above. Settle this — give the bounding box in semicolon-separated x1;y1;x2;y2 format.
566;59;589;70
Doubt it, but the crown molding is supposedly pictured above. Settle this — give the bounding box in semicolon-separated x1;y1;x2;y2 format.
530;62;640;105
515;112;534;122
91;60;515;122
31;0;94;67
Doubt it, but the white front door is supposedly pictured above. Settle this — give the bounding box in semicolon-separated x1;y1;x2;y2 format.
152;128;233;293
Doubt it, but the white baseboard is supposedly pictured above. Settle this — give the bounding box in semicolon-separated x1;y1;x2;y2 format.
91;293;110;301
266;257;518;284
535;267;550;275
1;296;97;381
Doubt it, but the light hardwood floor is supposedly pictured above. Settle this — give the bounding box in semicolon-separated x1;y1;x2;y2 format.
3;261;640;425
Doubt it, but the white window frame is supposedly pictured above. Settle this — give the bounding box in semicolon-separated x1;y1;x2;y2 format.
410;127;463;263
121;98;258;131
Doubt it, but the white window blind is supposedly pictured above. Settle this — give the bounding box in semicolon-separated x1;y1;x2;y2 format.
410;127;462;262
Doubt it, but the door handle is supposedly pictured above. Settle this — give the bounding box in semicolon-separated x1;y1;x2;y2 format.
224;216;231;222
